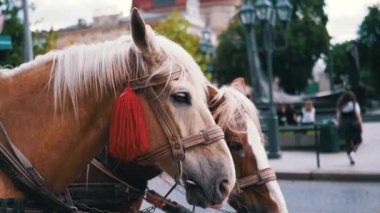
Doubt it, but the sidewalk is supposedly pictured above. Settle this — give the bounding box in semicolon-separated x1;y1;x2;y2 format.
269;122;380;182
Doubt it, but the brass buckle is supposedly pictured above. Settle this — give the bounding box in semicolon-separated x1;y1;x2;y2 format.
200;129;210;144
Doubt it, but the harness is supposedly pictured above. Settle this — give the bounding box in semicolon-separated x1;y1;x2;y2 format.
0;69;225;212
226;131;277;213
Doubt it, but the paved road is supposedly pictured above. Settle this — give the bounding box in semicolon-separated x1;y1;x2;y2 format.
280;180;380;213
142;177;380;213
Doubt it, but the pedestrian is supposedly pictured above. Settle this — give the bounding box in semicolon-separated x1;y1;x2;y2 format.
336;91;363;165
285;103;298;125
277;103;287;126
301;99;315;124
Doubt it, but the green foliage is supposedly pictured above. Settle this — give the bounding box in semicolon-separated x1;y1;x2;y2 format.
215;18;248;84
0;0;23;66
273;0;330;94
330;41;351;80
154;11;211;79
33;29;58;56
358;5;380;98
0;0;57;67
214;0;330;93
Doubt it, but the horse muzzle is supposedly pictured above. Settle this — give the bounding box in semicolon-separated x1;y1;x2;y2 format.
184;174;231;208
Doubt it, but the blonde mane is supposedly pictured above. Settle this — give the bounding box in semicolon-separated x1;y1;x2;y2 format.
2;33;208;114
211;86;264;142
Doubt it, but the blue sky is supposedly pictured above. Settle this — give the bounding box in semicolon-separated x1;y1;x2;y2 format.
28;0;380;44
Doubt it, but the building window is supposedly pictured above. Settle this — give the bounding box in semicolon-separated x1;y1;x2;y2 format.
154;0;175;7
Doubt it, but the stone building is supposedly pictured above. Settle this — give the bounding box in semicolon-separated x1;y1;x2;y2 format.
54;12;165;49
133;0;241;44
53;0;241;49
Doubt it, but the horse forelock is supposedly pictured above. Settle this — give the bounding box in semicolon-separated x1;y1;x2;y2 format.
212;87;263;143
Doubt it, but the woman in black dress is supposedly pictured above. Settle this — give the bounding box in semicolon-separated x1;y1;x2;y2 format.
336;91;363;165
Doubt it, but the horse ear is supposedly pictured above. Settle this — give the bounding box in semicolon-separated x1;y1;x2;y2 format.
208;85;224;111
130;8;158;54
208;84;219;99
231;77;250;97
231;78;246;91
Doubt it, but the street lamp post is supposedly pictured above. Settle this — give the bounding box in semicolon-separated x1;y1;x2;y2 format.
239;0;293;159
239;0;262;103
200;26;215;76
22;0;33;62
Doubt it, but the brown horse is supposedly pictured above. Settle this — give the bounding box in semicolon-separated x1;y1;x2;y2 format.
211;83;288;213
0;8;236;209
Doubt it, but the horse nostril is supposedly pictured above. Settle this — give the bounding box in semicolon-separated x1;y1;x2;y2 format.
219;179;229;196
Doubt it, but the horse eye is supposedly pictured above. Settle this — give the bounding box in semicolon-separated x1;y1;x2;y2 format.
227;141;243;151
171;92;191;105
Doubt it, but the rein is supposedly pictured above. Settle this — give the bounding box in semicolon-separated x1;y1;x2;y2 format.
90;159;192;213
0;121;77;212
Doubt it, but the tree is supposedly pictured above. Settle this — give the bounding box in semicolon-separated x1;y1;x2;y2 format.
358;5;380;98
153;11;211;79
330;41;351;84
0;0;57;67
215;0;330;93
0;0;23;66
215;18;248;84
275;0;330;94
33;29;58;56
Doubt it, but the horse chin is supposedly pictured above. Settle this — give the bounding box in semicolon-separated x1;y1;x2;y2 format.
210;201;226;209
184;179;226;208
184;183;210;208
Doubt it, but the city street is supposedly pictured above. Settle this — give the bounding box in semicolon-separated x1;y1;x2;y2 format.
142;177;380;213
280;180;380;213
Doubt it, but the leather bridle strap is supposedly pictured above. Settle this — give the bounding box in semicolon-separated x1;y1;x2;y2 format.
0;122;77;212
233;168;277;193
144;87;185;161
137;125;225;163
129;68;182;90
129;69;225;163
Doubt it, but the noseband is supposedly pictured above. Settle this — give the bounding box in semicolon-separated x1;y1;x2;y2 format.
225;131;277;194
128;69;224;180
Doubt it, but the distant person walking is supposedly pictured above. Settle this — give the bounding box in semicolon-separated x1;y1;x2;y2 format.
336;91;363;165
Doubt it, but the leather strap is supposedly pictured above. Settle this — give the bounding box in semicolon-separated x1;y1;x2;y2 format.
233;168;277;193
137;125;224;163
0;122;77;212
90;159;145;196
129;69;182;90
145;87;185;161
91;159;192;213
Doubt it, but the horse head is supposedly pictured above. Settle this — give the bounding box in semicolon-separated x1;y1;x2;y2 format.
210;82;288;213
109;9;236;207
0;8;235;209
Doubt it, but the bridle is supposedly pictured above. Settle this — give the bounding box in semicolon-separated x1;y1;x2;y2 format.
128;68;225;183
225;131;277;213
125;68;226;212
224;131;277;194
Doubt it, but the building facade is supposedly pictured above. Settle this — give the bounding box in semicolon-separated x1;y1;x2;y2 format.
53;0;241;49
133;0;241;43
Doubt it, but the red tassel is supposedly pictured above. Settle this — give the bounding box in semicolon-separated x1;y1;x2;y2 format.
109;86;149;161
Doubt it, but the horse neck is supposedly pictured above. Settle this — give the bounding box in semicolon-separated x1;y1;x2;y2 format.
0;61;115;197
